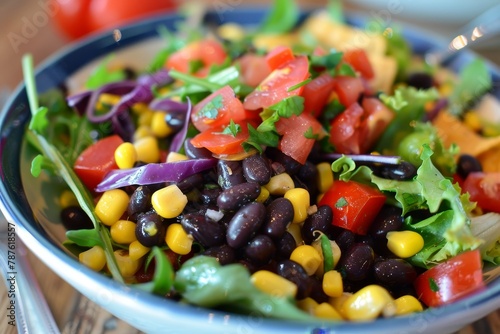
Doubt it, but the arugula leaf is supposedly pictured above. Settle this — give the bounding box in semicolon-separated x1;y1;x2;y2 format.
258;0;300;34
135;247;174;295
85;55;127;90
66;229;103;248
334;63;357;77
310;52;343;71
449;58;492;116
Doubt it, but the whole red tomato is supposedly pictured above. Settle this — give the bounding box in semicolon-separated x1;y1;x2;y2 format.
52;0;178;40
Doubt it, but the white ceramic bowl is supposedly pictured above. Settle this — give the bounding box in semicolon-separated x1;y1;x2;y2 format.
0;7;499;334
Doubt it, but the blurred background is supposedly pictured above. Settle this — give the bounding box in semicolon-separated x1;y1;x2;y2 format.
1;0;499;90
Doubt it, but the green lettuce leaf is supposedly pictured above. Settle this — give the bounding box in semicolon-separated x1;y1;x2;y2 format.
470;213;500;265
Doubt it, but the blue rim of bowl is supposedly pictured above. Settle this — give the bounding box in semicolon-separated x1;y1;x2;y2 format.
1;7;499;333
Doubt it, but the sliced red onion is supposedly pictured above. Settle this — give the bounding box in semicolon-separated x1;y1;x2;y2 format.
138;68;172;87
169;98;192;153
95;158;217;192
424;98;448;122
149;98;188;112
66;91;92;115
112;111;136;143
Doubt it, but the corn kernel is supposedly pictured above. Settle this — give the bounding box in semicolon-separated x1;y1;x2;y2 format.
134;135;161;163
137;108;154;126
264;173;295;196
297;297;319;315
284;188;310;224
131;102;149;114
134;125;152;141
315;302;343;320
59;190;78;208
166;151;188;162
95;189;129;226
114;142;137;169
97;93;120;108
341;285;394;321
129;240;151;261
251;270;297;298
286;222;303;246
151;111;173;138
165;223;193;255
255;186;270;203
389;295;424;316
290;245;322;276
329;292;352;317
114;249;142;278
152;185;188;219
386;230;424;258
463;112;482;132
110;220;137;244
217;23;245;41
317;162;334;193
322;270;343;298
79;245;106;271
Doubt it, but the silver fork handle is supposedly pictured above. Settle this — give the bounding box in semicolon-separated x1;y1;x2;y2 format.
1;238;60;334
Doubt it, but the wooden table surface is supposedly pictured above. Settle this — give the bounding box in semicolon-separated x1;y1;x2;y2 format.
0;1;499;334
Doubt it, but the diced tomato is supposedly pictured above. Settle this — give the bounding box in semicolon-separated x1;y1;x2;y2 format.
301;72;336;117
359;97;395;152
165;39;227;74
265;46;295;70
73;135;123;191
318;180;386;235
243;55;310;110
329;97;394;154
191;85;247;132
343;49;375;79
238;53;272;87
190;123;249;155
332;76;365;108
275;112;325;164
462;172;500;213
329;102;365;154
414;250;484;307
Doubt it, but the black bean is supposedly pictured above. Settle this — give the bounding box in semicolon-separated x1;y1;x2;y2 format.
180;213;226;247
243;234;276;265
200;187;222;205
276;259;312;299
275;232;296;260
378;161;417;180
456;154;482;179
406;72;434;90
368;205;403;240
203;244;236;265
60;206;93;230
262;197;294;239
135;212;166;247
127;186;152;220
226;202;266;248
184;140;213;159
242;154;272;185
265;147;302;175
301;205;333;244
373;258;417;287
308;277;329;303
338;243;374;282
165;112;184;132
217;182;261;211
334;228;356;252
177;173;204;193
296;161;319;200
217;160;245;190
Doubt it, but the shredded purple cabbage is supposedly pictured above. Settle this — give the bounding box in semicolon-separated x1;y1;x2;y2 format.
95;158;216;192
66;90;92;115
169;98;192;153
149;98;188;113
138;68;171;87
423;98;448;122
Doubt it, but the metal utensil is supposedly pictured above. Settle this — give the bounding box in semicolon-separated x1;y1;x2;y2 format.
425;3;500;65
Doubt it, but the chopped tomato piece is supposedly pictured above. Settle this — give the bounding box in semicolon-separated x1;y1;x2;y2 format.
359;97;394;152
414;250;484;307
276;112;325;164
318;180;386;235
238;53;272;87
332;76;365;108
265;46;295;70
165;39;227;74
462;172;500;213
73;134;123;191
343;49;375;79
243;55;310;110
329;102;364;154
190;123;249;155
191;85;247;132
301;72;336;117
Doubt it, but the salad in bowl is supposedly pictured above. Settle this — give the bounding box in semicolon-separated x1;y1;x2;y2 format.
2;0;500;332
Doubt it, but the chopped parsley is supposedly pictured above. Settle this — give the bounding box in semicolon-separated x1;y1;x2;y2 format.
287;78;312;92
304;126;319;140
221;120;241;137
429;277;440;292
335;197;348;208
199;94;223;119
